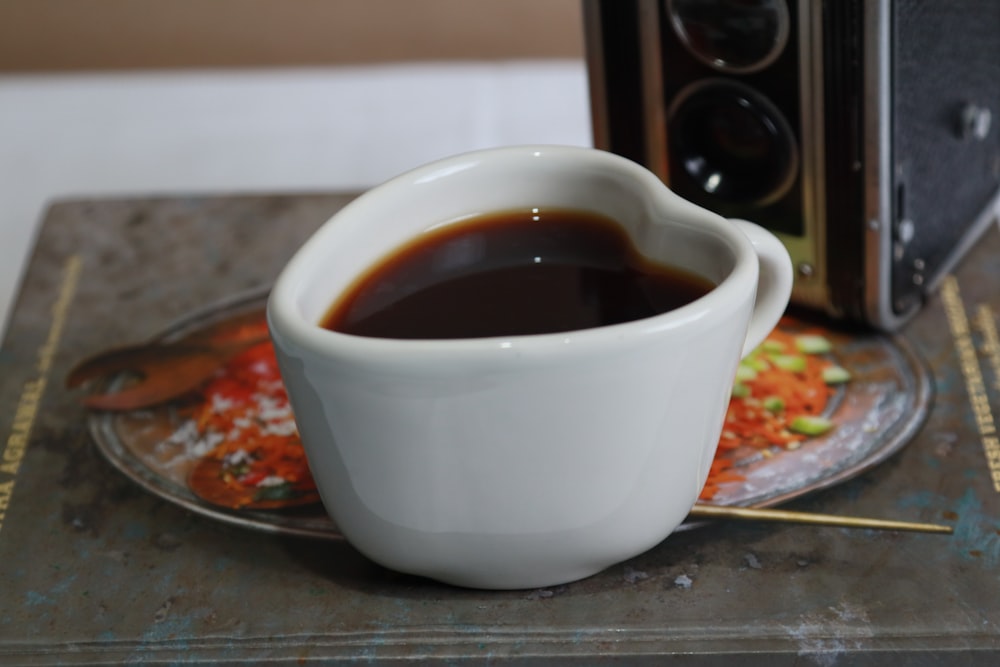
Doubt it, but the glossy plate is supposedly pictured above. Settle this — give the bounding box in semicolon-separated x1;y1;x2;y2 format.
86;288;933;540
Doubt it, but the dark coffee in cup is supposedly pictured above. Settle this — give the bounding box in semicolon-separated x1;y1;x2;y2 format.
321;208;715;339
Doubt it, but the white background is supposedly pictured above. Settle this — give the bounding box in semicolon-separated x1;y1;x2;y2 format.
0;62;592;336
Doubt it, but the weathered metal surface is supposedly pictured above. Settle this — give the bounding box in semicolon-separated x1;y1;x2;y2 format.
1;195;999;665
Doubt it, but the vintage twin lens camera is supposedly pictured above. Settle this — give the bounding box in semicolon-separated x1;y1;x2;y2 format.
584;0;1000;330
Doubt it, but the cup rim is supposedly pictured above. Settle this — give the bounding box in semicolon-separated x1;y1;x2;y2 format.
267;145;760;363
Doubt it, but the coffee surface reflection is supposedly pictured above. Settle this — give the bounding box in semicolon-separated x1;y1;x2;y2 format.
321;209;715;339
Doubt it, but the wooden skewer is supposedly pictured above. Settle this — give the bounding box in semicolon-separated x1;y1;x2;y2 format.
688;503;953;534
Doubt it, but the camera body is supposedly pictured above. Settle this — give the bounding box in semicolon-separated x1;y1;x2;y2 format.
584;0;1000;330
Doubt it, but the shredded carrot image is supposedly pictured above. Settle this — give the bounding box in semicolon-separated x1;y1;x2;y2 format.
698;320;846;501
181;340;318;509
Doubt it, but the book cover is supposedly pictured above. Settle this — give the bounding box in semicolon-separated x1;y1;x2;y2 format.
1;195;998;664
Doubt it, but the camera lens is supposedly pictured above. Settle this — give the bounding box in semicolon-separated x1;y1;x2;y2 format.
667;80;798;207
666;0;789;73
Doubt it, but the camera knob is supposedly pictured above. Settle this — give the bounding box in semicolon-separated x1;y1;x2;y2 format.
959;104;992;141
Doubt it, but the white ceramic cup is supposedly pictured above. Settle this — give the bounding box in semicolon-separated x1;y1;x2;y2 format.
267;145;792;589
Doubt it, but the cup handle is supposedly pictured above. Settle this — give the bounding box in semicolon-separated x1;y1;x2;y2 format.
729;219;794;358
